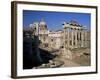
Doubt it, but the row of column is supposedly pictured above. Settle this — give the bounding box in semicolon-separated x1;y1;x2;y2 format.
64;27;88;49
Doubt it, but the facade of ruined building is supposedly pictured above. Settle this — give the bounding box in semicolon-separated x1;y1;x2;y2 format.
30;20;90;50
48;30;63;49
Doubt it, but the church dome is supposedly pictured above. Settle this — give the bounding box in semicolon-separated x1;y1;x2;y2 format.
40;19;46;26
39;19;47;30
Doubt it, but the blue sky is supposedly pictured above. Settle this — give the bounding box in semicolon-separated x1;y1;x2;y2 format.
23;10;91;30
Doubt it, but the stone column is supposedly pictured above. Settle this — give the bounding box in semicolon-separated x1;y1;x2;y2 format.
81;29;84;47
75;28;78;48
63;26;72;59
83;30;85;47
63;27;66;53
67;28;70;49
78;29;81;48
84;29;87;48
71;28;74;49
83;29;87;47
77;29;79;48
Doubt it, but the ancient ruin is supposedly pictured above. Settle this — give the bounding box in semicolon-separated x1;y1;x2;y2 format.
23;19;91;69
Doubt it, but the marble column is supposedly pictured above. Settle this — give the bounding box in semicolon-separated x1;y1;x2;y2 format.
71;28;74;49
81;29;84;47
84;30;87;47
77;30;79;48
63;27;66;53
67;28;70;49
62;24;72;59
78;29;81;48
75;28;78;48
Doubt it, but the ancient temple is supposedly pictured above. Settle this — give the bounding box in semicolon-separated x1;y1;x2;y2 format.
62;20;90;49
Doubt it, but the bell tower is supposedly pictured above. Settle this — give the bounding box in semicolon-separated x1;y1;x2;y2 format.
39;19;47;30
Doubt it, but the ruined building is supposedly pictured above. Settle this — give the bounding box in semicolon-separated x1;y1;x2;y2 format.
29;19;90;51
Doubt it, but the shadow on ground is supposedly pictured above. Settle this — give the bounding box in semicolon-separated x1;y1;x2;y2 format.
23;31;56;69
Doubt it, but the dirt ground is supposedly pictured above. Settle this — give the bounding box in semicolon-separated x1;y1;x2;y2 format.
54;48;91;67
